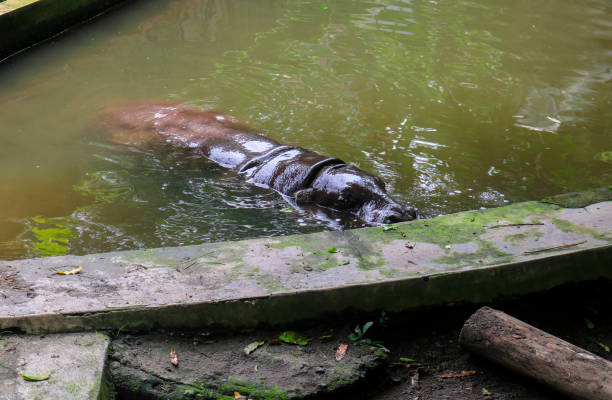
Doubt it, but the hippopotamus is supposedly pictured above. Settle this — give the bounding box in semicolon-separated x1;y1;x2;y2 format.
98;102;418;225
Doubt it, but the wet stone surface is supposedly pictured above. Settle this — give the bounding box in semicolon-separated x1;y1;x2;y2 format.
0;332;112;400
110;329;385;400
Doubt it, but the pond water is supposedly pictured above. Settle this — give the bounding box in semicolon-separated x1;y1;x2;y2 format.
0;0;611;260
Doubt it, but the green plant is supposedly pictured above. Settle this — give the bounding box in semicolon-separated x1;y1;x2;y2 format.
349;321;373;341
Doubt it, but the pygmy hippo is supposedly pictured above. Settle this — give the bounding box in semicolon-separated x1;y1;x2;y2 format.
98;102;418;225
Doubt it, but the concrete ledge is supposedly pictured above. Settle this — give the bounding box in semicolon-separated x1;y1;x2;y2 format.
1;196;611;333
0;332;112;400
0;0;128;60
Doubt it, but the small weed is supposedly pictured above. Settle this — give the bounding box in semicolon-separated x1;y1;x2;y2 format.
349;321;373;341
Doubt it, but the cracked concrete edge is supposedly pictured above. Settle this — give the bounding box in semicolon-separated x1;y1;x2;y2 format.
0;0;130;61
3;244;611;334
0;332;114;400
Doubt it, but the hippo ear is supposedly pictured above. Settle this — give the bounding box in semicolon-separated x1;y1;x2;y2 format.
294;188;316;205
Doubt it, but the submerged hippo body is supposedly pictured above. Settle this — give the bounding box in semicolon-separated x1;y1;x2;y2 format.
99;102;417;225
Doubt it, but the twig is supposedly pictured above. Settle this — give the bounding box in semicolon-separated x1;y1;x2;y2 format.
488;223;544;229
127;264;148;273
524;240;587;255
180;261;197;272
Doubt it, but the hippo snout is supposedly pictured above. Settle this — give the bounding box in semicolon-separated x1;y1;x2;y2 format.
356;199;418;225
382;204;418;224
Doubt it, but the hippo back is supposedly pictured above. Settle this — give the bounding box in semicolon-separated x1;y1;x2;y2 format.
239;147;344;195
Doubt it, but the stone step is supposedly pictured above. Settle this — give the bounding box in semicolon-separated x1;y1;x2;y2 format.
110;329;384;400
1;190;611;334
0;332;112;400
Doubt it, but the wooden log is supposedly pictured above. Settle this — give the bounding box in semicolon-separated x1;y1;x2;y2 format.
459;306;612;400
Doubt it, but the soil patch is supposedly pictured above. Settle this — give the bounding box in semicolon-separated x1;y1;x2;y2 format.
111;278;612;399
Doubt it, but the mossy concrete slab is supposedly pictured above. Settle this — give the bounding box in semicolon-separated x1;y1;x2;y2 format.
0;332;113;400
0;0;128;60
0;199;611;333
110;331;383;400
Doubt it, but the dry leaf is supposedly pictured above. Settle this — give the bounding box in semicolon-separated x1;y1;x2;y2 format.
335;343;348;361
56;266;83;275
169;348;179;366
405;242;416;249
244;341;265;356
439;370;476;379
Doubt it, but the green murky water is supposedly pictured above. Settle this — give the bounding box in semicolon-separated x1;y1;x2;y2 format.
0;0;610;259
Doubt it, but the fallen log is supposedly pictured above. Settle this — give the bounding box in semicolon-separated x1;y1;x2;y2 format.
459;307;612;400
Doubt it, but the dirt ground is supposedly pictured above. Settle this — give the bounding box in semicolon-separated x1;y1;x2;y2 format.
113;278;612;400
348;278;612;400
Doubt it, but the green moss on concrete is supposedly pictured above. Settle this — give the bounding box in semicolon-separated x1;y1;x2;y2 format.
269;239;308;251
327;373;359;391
117;249;182;268
220;377;288;400
370;201;559;247
503;230;544;244
112;371;146;394
379;269;399;278
552;218;609;240
541;187;612;208
266;202;558;272
356;254;386;270
178;377;288;400
96;369;116;400
257;274;290;292
433;240;514;266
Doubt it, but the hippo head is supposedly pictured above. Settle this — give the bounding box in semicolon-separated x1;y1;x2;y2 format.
295;164;418;225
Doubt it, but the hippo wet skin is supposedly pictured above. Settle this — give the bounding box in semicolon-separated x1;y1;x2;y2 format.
99;102;417;225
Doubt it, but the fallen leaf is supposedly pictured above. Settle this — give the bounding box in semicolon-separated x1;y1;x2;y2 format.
244;341;265;356
234;392;242;399
588;337;611;352
401;232;406;237
56;265;83;275
382;224;398;231
279;331;310;346
482;387;491;396
20;373;50;381
400;357;416;363
439;370;476;379
327;247;339;253
405;242;416;249
319;335;334;342
268;339;281;346
169;348;179;366
335;343;348;361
